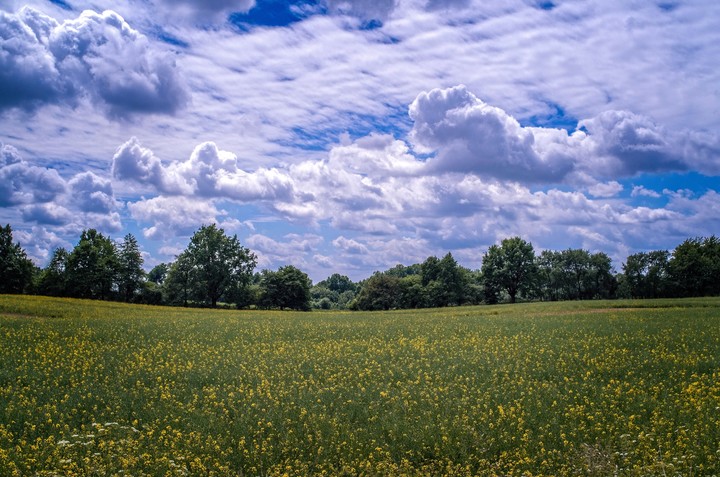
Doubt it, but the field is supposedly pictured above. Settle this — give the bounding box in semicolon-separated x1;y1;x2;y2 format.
1;296;719;476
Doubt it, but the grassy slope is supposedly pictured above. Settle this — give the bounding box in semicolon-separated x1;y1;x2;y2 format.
1;295;719;476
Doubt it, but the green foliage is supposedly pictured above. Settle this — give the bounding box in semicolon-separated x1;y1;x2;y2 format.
181;224;257;307
0;224;34;294
481;237;537;304
258;265;312;311
65;229;119;300
621;250;670;298
669;236;720;297
536;249;616;301
163;252;193;307
117;233;144;302
35;247;69;297
351;273;401;310
147;262;169;285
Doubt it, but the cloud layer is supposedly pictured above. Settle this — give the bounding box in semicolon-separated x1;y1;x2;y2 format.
0;7;189;117
1;1;718;281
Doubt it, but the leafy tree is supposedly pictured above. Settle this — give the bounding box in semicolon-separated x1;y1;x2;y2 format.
588;251;616;299
351;273;401;311
312;273;357;309
183;224;257;307
136;281;164;305
147;263;169;285
163;252;193;307
317;273;357;294
481;237;537;304
0;224;34;294
258;265;312;311
65;229;119;300
117;233;144;302
669;236;720;297
622;250;670;298
398;274;427;309
419;253;467;307
36;247;69;296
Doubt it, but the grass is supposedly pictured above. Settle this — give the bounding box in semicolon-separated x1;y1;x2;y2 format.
1;295;719;476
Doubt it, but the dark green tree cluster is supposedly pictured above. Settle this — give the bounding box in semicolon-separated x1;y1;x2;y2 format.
34;230;145;302
310;273;357;309
0;224;35;294
161;225;312;310
162;224;257;308
257;266;312;311
5;220;720;311
620;236;720;298
535;249;616;301
351;253;478;310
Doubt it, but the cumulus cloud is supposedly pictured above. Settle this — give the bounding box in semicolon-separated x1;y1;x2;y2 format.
156;0;255;20
21;203;73;225
409;85;575;182
246;233;323;270
13;226;72;264
0;143;66;206
587;181;623;198
1;143;120;234
631;185;661;198
127;195;222;240
68;172;117;214
577;110;686;175
409;85;720;183
112;138;294;200
332;235;369;255
0;7;189;117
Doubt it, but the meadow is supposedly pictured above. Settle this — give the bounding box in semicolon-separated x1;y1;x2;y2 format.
1;295;719;476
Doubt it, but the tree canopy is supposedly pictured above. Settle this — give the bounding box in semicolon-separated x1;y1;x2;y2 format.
3;222;719;311
181;224;257;307
0;224;34;294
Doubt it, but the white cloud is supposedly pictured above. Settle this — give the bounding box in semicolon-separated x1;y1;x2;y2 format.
631;185;661;198
332;235;369;255
588;181;623;198
13;226;71;264
128;195;222;240
112;138;295;200
0;145;66;206
68;171;117;214
0;7;189;117
246;233;323;270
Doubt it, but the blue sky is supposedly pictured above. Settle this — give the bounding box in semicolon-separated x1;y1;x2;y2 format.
1;0;719;281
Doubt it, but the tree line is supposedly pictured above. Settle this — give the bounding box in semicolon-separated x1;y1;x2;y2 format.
2;223;719;310
0;224;311;311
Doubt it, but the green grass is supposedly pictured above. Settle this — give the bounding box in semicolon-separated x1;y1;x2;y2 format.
1;295;719;476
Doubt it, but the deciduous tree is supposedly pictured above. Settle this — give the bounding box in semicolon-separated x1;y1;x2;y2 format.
0;224;34;294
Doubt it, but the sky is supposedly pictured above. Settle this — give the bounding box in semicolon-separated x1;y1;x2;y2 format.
1;0;719;282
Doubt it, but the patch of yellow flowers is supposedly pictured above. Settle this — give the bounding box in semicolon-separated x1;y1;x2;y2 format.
1;295;719;475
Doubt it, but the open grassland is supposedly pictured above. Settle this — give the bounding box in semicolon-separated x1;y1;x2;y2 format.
1;296;719;476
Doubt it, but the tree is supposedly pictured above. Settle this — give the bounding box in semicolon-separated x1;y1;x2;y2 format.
117;233;144;302
163;252;193;307
65;229;119;300
259;265;312;311
183;224;256;307
668;236;720;297
147;263;169;285
351;273;401;311
36;247;69;296
318;273;357;294
0;224;34;294
622;250;669;298
481;237;537;304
